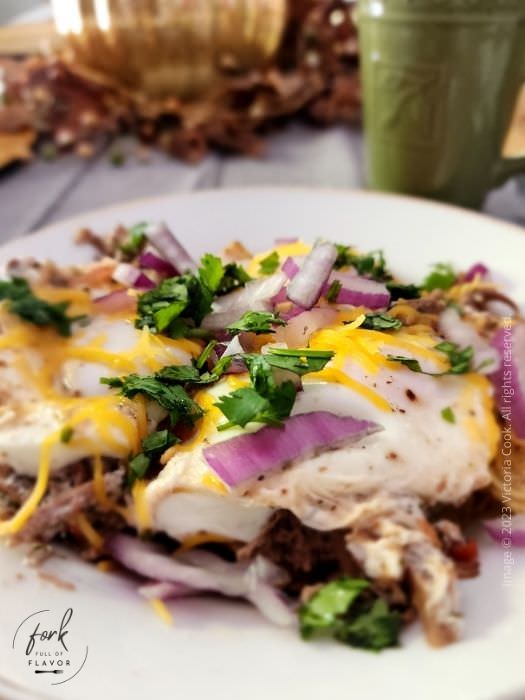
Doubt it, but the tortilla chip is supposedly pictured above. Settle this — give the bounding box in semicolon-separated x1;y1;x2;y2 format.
0;129;35;168
503;84;525;157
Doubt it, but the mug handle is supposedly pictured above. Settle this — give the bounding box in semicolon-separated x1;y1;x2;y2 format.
493;83;525;187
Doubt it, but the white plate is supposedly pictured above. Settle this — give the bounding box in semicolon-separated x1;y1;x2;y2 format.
0;189;524;700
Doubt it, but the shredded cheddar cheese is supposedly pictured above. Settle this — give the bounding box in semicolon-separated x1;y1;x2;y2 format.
149;598;174;625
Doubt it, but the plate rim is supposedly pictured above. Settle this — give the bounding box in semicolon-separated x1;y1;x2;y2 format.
3;187;524;249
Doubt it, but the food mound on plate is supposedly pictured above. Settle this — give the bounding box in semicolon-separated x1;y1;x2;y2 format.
0;222;523;650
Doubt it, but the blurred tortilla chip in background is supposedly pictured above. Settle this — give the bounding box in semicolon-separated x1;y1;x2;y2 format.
0;128;35;168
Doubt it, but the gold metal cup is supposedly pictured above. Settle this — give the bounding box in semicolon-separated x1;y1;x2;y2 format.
51;0;287;100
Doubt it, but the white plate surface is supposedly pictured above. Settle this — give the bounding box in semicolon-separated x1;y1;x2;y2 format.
0;189;524;700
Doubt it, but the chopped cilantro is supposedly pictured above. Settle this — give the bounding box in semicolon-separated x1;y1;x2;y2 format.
199;254;225;294
109;149;125;167
127;429;178;486
195;340;217;370
299;577;400;651
155;365;201;384
326;279;342;303
101;374;203;426
360;313;402;331
261;347;334;376
60;426;74;443
441;406;456;423
386;355;424;373
217;263;251;295
258;251;280;275
334;246;390;281
422;263;456;292
215;381;296;430
387;341;474;376
135;256;251;337
120;223;147;256
128;453;151;485
386;282;421;300
214;348;333;430
227;311;286;335
434;341;474;374
0;278;85;337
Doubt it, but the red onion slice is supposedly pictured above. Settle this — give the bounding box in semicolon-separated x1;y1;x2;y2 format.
287;243;337;309
282;257;300;279
322;271;390;309
204;411;381;487
464;263;489;282
94;290;137;314
202;272;286;330
146;222;197;274
112;263;154;290
107;535;293;625
490;323;525;438
138;581;195;600
439;307;500;374
139;251;177;277
484;515;525;547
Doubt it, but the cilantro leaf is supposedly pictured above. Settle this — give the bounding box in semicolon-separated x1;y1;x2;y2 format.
386;355;424;373
0;278;85;337
386;282;421;300
258;251;280;275
300;578;369;639
128;453;151;485
227;311;286;335
326;279;342;303
217;263;251;295
335;598;401;651
360;313;402;331
387;341;474;376
127;429;178;486
422;263;456;292
334;246;390;281
60;426;74;443
215;381;296;430
155;365;201;383
101;374;203;425
120;222;147;257
299;577;400;651
434;341;474;374
441;406;456;423
199;254;224;294
262;347;334;376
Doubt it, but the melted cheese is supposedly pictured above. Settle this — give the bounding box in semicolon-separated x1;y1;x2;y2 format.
246;241;312;277
149;598;173;625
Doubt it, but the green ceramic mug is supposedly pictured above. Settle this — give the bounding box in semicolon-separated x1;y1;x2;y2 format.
356;0;525;209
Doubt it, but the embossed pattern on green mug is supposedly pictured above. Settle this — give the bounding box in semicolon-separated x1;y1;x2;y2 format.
356;0;525;209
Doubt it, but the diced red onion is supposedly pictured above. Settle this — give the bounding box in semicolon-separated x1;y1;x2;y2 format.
93;290;137;314
107;535;293;625
138;250;177;277
282;257;300;280
112;263;154;290
112;263;141;287
438;307;500;374
134;273;155;290
322;271;390;309
202;272;286;330
204;411;381;487
146;222;197;274
464;262;489;282
274;307;337;346
484;515;525;547
490;323;525;438
287;243;337;309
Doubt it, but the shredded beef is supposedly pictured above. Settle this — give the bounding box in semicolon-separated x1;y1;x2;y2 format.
0;461;126;544
238;509;361;594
